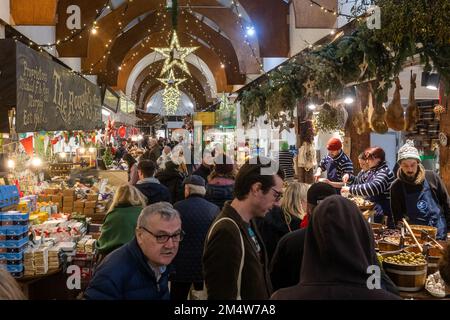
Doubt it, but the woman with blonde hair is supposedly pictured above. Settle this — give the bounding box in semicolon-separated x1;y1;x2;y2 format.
97;184;148;257
281;182;310;231
0;269;25;300
255;182;310;261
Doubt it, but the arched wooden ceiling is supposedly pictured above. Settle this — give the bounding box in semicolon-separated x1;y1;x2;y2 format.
131;61;213;107
116;33;232;95
11;0;292;106
137;75;208;111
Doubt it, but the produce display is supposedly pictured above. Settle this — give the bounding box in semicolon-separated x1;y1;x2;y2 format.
383;252;427;266
425;271;447;298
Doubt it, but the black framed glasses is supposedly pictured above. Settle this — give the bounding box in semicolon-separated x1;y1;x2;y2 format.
139;226;185;244
272;188;283;202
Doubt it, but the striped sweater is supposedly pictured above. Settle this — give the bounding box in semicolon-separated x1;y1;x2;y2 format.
319;150;354;182
349;162;395;199
277;150;295;180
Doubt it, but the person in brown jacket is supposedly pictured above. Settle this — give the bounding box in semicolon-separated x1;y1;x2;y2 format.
203;157;284;300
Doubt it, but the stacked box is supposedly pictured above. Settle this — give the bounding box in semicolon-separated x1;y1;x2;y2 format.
0;208;29;278
63;189;75;197
0;186;20;208
86;194;98;202
48;247;60;271
23;248;35;276
34;247;49;275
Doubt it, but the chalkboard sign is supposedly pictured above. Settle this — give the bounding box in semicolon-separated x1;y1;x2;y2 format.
0;39;103;132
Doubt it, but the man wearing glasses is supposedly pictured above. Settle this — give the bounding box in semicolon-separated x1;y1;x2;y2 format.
203;157;284;300
85;202;183;300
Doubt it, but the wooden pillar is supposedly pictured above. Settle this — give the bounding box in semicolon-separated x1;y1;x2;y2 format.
439;84;450;192
345;85;371;174
296;99;314;183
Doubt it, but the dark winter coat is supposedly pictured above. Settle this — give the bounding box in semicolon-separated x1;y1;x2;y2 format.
205;181;234;210
271;196;400;300
193;164;212;182
172;195;220;283
135;178;172;204
85;237;171;300
203;202;272;300
270;228;306;291
254;206;301;262
142;146;161;163
155;169;185;203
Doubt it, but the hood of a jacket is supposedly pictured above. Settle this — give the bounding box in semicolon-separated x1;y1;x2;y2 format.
300;195;377;286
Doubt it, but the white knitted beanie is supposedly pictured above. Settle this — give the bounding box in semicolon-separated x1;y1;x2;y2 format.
397;140;420;162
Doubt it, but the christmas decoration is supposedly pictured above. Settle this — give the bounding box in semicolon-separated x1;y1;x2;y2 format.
20;136;34;156
102;147;113;167
152;31;198;76
238;0;450;125
434;104;446;120
303;78;316;96
158;69;186;114
118;126;127;138
273;113;293;133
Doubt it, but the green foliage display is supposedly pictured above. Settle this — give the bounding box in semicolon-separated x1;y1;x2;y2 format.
102;147;113;167
239;0;450;126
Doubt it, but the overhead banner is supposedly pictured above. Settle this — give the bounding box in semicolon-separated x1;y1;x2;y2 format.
0;39;103;132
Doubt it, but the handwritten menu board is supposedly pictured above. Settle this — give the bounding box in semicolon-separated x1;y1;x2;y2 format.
0;40;103;132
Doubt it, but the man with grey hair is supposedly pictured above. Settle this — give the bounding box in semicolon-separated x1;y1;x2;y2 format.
85;202;182;300
142;138;161;163
171;175;220;300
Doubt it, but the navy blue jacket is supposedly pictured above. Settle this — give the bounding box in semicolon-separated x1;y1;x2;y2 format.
205;184;234;209
85;237;171;300
135;180;172;204
172;195;220;283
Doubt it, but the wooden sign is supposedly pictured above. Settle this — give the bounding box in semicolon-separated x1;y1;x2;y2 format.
194;112;215;126
0;39;102;132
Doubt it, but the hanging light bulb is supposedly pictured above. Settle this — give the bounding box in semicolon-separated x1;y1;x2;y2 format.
7;159;15;169
31;157;42;167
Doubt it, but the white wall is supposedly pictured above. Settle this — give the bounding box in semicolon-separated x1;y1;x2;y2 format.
0;0;10;24
263;57;288;73
14;25;56;55
59;58;81;72
289;3;333;56
387;65;439;102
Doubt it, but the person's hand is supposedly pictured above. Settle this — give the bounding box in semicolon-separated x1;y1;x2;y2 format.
314;169;322;182
341;186;350;197
342;174;350;184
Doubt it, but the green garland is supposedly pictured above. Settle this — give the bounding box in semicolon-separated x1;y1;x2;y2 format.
240;0;450;125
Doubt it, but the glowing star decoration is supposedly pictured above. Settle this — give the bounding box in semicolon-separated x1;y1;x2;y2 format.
162;86;181;115
152;31;199;76
157;69;187;115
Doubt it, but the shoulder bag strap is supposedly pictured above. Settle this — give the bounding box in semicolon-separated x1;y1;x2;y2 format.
207;217;245;300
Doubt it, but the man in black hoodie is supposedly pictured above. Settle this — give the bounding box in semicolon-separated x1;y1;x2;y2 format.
271;195;400;300
135;160;171;204
269;182;336;291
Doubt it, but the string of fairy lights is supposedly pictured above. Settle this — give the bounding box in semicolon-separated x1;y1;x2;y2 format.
10;0;366;112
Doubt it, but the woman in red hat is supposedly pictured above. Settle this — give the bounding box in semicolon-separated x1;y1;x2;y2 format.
314;137;354;192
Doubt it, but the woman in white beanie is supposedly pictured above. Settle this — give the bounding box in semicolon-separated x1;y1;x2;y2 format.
390;140;449;240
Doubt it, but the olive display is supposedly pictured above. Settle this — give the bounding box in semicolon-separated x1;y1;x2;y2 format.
383;252;427;266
